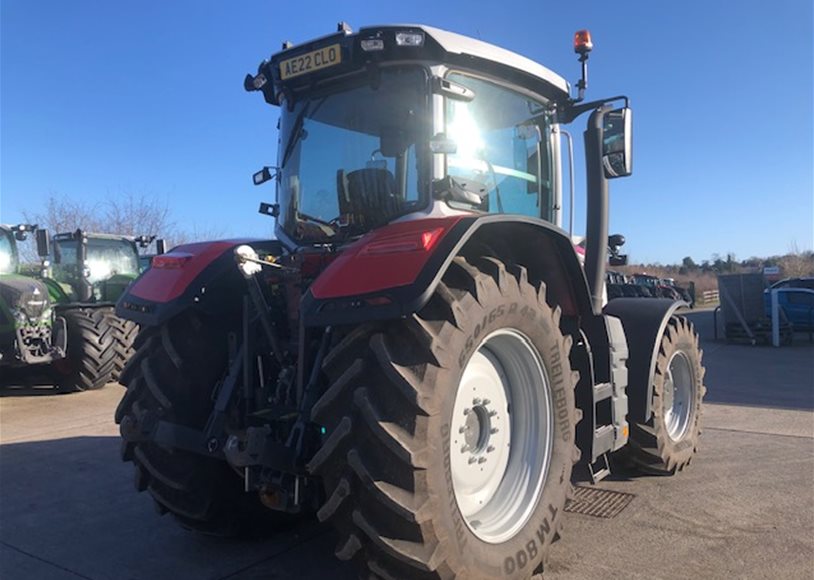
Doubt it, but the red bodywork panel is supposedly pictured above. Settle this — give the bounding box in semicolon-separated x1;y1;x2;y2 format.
129;240;256;303
310;216;464;300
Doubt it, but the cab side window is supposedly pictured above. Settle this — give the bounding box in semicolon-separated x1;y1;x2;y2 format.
444;73;555;221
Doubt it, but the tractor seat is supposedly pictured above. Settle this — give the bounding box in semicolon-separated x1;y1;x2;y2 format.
337;168;401;230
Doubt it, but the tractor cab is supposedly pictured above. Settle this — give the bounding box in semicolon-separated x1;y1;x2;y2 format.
0;224;65;367
51;231;144;303
248;24;630;262
0;224;48;275
0;226;19;275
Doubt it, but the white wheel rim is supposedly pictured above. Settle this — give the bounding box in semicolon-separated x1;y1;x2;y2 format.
449;329;553;544
663;350;695;441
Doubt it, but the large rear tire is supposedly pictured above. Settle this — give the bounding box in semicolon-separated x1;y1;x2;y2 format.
115;312;283;536
620;316;705;474
54;307;117;392
309;257;578;579
107;315;138;382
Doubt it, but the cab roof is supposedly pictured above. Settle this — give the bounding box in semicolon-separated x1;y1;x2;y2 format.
381;24;570;94
263;24;571;105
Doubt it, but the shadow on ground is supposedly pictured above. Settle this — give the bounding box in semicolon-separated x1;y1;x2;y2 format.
0;366;62;396
0;435;355;580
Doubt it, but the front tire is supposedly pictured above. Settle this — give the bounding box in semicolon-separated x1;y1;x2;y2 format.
621;316;705;474
309;257;578;579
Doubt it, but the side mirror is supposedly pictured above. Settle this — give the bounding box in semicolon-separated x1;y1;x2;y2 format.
35;229;50;257
608;233;626;248
155;239;166;255
134;235;156;248
253;166;276;186
602;107;632;178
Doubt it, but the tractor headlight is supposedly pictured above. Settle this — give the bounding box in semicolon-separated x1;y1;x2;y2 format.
11;307;28;326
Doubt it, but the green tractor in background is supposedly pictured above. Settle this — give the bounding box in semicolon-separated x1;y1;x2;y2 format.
0;224;67;372
42;230;165;389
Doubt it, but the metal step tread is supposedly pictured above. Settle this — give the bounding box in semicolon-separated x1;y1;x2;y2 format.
593;382;612;402
593;424;614;458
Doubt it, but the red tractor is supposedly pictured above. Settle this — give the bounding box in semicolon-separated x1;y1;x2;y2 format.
114;24;705;579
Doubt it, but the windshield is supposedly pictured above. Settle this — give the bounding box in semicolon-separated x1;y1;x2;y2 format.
277;66;430;243
444;73;556;221
0;230;18;275
55;237;139;284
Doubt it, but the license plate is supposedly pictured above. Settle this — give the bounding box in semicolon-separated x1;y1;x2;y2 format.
279;44;342;80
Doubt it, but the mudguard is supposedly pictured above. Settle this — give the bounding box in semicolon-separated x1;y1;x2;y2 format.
603;298;687;423
302;214;592;327
116;239;282;327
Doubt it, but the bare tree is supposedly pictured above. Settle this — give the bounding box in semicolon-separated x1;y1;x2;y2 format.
23;192;105;235
170;223;227;249
18;191;224;262
779;241;814;278
25;191;176;238
103;191;176;238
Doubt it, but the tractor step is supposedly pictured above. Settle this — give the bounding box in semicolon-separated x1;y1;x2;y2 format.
593;424;614;459
593;382;612;402
588;453;611;483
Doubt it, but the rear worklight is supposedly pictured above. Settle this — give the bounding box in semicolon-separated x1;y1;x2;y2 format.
395;31;424;47
152;253;193;269
361;38;384;51
361;227;445;255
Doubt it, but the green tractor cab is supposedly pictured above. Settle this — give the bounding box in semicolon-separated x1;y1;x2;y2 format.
0;224;66;368
50;231;143;303
43;230;164;390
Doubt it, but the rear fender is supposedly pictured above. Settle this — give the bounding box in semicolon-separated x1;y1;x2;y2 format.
116;239;281;327
302;215;593;326
603;298;687;423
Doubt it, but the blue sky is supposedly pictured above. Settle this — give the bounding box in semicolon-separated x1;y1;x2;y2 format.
1;0;812;264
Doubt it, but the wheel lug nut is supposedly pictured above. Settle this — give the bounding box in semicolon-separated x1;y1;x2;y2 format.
478;457;487;464
487;445;495;453
473;398;482;405
458;426;467;433
488;410;497;417
490;428;499;434
460;445;469;453
482;399;491;405
463;408;471;415
468;457;477;464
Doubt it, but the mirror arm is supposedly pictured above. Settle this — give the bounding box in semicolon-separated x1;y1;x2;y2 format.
584;105;612;313
561;95;629;124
